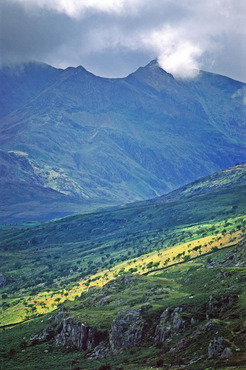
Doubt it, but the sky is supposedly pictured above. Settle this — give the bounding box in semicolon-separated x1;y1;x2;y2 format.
1;0;246;82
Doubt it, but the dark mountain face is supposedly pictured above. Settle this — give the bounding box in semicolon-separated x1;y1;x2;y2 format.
0;60;245;221
0;62;62;119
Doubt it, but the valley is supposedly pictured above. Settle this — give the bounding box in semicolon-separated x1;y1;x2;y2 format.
0;163;245;369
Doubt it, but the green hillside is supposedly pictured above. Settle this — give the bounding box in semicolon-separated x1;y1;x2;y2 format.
153;162;246;203
1;239;245;369
0;164;245;368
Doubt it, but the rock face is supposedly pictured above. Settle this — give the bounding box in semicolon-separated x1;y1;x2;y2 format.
155;307;186;343
33;308;146;357
31;313;107;354
110;308;144;353
56;317;95;351
208;337;232;359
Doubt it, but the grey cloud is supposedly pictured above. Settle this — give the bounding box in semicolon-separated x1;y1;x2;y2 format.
0;0;245;82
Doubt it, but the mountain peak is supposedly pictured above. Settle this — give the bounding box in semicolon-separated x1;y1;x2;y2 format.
126;59;174;90
145;59;159;68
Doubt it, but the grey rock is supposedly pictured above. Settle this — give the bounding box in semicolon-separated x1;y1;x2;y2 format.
30;324;54;343
208;336;227;358
221;347;233;359
88;341;110;359
109;308;144;354
208;294;235;313
191;317;196;325
139;303;152;312
56;317;95;351
97;295;111;306
0;273;7;288
155;307;186;343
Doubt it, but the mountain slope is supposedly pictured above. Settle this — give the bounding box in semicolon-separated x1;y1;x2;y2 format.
0;62;62;120
0;60;245;221
0;163;245;292
0;164;246;369
150;162;246;204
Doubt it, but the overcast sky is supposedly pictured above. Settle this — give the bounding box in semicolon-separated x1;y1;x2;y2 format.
1;0;246;81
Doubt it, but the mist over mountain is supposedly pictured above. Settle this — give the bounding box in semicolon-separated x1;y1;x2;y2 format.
0;60;245;222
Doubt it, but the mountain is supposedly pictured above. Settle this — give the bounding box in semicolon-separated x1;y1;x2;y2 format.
0;60;245;222
0;62;62;119
0;163;246;369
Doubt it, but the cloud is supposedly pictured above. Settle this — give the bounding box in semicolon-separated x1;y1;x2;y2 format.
158;42;202;79
232;87;246;105
139;26;202;79
1;0;246;81
6;0;143;17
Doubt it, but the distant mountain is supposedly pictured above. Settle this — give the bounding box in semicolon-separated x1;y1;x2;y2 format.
0;62;62;119
0;60;245;222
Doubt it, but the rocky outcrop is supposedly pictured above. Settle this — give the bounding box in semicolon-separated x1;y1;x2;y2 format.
155;307;186;343
109;308;144;354
208;294;237;314
31;306;147;358
208;337;232;359
56;317;96;351
30;312;107;355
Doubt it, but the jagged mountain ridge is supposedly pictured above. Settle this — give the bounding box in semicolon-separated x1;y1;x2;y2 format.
0;60;245;221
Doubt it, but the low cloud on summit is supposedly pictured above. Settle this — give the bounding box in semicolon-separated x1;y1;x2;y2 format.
1;0;246;81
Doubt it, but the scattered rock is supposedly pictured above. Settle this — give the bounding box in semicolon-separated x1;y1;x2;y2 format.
208;336;230;358
139;303;152;312
88;341;110;359
0;273;8;288
191;317;196;325
221;347;233;359
208;294;237;313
